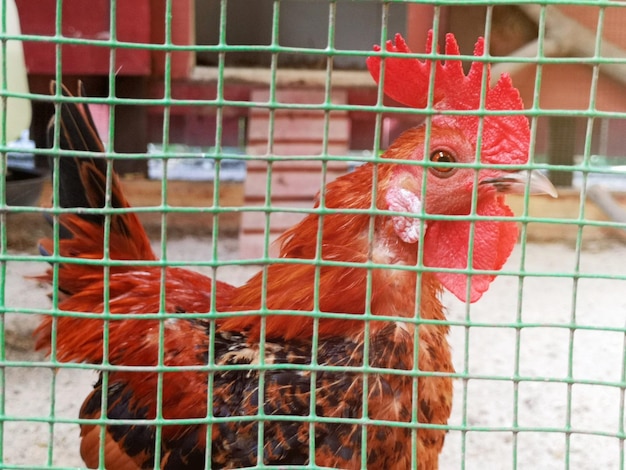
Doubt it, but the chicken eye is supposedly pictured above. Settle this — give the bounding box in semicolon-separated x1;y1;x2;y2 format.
429;150;456;176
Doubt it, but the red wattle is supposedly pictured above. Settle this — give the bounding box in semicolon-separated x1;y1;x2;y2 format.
422;196;518;303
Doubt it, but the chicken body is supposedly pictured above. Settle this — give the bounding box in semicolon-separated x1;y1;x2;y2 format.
35;32;556;470
79;318;449;469
40;127;452;469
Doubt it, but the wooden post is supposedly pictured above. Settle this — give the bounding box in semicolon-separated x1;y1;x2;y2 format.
548;116;576;187
150;0;195;79
406;3;435;52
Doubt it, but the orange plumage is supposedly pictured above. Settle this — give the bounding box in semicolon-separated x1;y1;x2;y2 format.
35;33;556;469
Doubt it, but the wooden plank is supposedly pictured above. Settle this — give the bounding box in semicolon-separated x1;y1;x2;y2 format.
243;168;347;200
248;112;350;142
150;0;195;78
37;178;245;236
191;67;376;89
247;142;350;156
250;88;348;105
246;88;350;156
246;160;349;171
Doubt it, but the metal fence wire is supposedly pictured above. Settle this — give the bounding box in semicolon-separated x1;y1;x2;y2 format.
2;0;626;469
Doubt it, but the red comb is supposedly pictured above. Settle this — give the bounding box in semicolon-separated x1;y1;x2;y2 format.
366;31;529;165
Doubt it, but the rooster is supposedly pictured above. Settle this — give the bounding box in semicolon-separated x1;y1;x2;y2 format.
35;32;556;469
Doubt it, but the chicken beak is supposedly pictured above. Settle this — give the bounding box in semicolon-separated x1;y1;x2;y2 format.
481;170;558;198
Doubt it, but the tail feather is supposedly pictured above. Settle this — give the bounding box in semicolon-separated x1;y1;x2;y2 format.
52;81;111;212
34;82;255;469
41;81;154;262
35;83;232;361
54;82;104;154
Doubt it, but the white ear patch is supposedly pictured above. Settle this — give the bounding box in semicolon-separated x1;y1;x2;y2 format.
385;187;426;244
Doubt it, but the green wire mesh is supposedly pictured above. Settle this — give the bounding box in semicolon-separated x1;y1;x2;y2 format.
1;0;626;469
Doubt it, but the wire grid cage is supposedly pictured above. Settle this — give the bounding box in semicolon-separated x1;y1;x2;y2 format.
1;0;626;469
